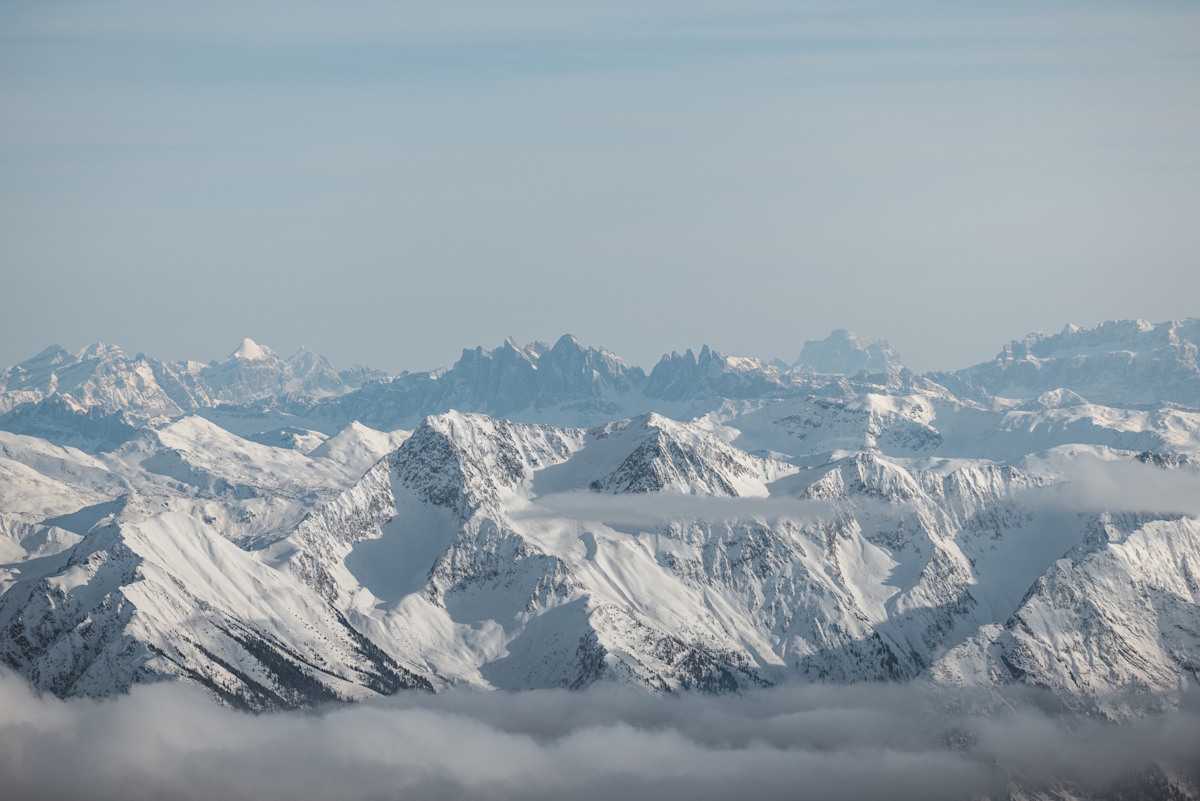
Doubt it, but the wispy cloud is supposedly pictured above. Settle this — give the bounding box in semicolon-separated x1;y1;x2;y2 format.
1024;455;1200;517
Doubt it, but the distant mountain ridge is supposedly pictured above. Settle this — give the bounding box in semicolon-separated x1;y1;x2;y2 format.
5;319;1198;452
793;328;906;382
0;338;383;416
0;339;385;444
934;319;1200;407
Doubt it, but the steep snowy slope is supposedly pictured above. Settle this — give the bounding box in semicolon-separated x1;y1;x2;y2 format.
0;410;444;706
269;413;782;689
934;510;1200;708
263;413;587;685
5;397;1198;706
265;410;1161;698
0;510;431;709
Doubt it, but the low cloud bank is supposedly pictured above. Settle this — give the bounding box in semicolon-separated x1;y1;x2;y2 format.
3;671;1198;801
1041;455;1200;517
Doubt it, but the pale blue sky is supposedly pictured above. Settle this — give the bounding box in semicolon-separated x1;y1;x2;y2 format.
2;1;1198;373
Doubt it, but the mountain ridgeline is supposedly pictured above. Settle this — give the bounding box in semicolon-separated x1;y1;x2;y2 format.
1;318;1200;721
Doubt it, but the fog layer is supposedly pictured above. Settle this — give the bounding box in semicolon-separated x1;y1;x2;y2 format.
2;671;1198;801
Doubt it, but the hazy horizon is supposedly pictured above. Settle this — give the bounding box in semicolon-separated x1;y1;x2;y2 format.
3;0;1198;374
3;315;1195;378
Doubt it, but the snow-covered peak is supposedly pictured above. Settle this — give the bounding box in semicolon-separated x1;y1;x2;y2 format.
287;347;327;373
533;412;795;497
800;451;925;503
199;340;366;405
79;342;126;361
1022;388;1090;410
230;338;275;362
722;354;774;374
392;412;582;513
310;421;410;475
0;341;189;423
599;414;793;496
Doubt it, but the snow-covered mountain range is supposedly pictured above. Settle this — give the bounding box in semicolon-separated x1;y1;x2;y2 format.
0;338;383;442
2;319;1199;716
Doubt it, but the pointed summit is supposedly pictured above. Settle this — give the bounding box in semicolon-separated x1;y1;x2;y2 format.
80;342;126;360
230;338;273;362
552;333;583;351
